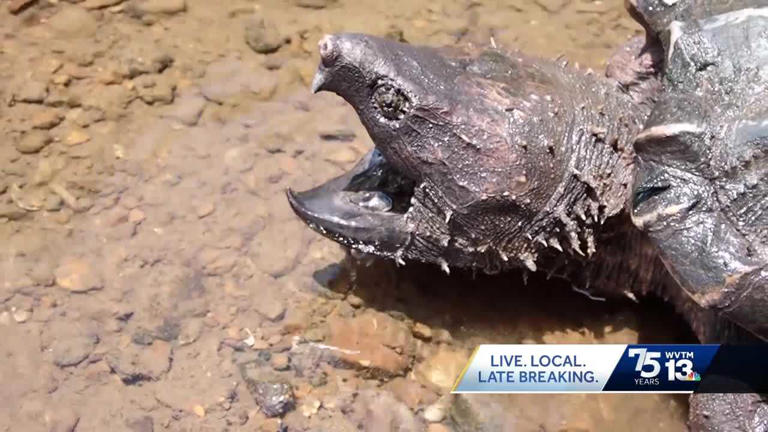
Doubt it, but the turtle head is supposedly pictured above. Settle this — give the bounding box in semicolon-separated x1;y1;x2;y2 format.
289;33;616;271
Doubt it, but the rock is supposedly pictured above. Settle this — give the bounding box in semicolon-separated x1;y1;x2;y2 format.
153;318;180;342
134;75;176;105
412;322;433;340
249;223;306;277
414;346;469;391
324;146;359;165
14;131;51;154
199;248;238;276
8;0;36;14
193;405;205;417
423;402;447;423
82;0;125;9
14;80;48;103
120;50;174;78
240;363;295;418
46;5;99;38
130;0;186;15
45;407;80;432
64;129;90;146
68;107;106;127
244;19;286;54
195;202;215;218
346;294;364;308
200;58;278;104
249;276;286;321
125;416;154;432
30;109;63;130
327;310;413;376
294;0;337;9
106;341;173;383
384;377;436;410
534;0;570;13
11;307;30;323
177;319;203;345
449;394;516;432
223;146;255;173
54;257;103;293
319;129;356;142
161;92;206;126
51;335;98;367
350;390;421;431
270;353;290;371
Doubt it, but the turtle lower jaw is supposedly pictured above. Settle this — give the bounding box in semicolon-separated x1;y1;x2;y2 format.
287;149;417;255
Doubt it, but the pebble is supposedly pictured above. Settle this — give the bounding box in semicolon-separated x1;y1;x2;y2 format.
30;109;63;129
46;5;99;38
384;377;436;410
82;0;125;9
125;416;154;432
240;363;296;418
249;224;305;277
412;322;433;340
270;353;290;371
195;202;215;218
45;408;80;432
64;129;91;146
253;286;286;322
162;92;206;126
193;405;206;417
294;0;337;8
70;108;106;127
14;80;48;103
54;257;104;293
414;346;469;391
134;75;176;105
200;58;278;104
8;0;35;14
534;0;570;13
300;398;321;417
130;0;186;15
128;208;146;224
51;335;98;367
11;307;30;323
106;341;173;383
223;146;255;173
423;402;447;423
346;294;363;308
14;131;51;154
324;146;358;165
244;19;286;55
177;319;203;345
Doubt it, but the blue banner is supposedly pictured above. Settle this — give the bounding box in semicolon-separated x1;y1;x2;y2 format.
452;344;768;393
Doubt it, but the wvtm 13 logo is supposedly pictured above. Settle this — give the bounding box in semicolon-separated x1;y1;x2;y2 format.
628;348;701;386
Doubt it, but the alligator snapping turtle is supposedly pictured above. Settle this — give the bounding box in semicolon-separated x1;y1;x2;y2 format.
288;0;768;429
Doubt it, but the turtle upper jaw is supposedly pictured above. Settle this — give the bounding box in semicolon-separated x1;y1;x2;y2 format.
287;149;417;256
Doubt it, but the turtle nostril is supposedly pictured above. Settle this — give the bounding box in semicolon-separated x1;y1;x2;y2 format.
318;35;338;67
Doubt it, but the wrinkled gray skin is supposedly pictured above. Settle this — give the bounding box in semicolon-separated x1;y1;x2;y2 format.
288;1;768;430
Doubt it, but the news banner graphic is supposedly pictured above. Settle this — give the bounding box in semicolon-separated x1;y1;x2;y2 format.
452;345;768;393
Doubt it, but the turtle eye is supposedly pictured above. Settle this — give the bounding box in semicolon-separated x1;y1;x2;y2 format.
372;83;411;122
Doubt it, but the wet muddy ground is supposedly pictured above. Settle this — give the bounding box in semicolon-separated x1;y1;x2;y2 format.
0;0;694;430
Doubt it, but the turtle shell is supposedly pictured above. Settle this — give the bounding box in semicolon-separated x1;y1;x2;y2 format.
631;1;768;339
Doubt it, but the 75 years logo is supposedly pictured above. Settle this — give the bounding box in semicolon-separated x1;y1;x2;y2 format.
602;345;717;392
627;348;700;384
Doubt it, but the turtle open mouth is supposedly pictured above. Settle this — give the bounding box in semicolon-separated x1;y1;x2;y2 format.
287;148;417;253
